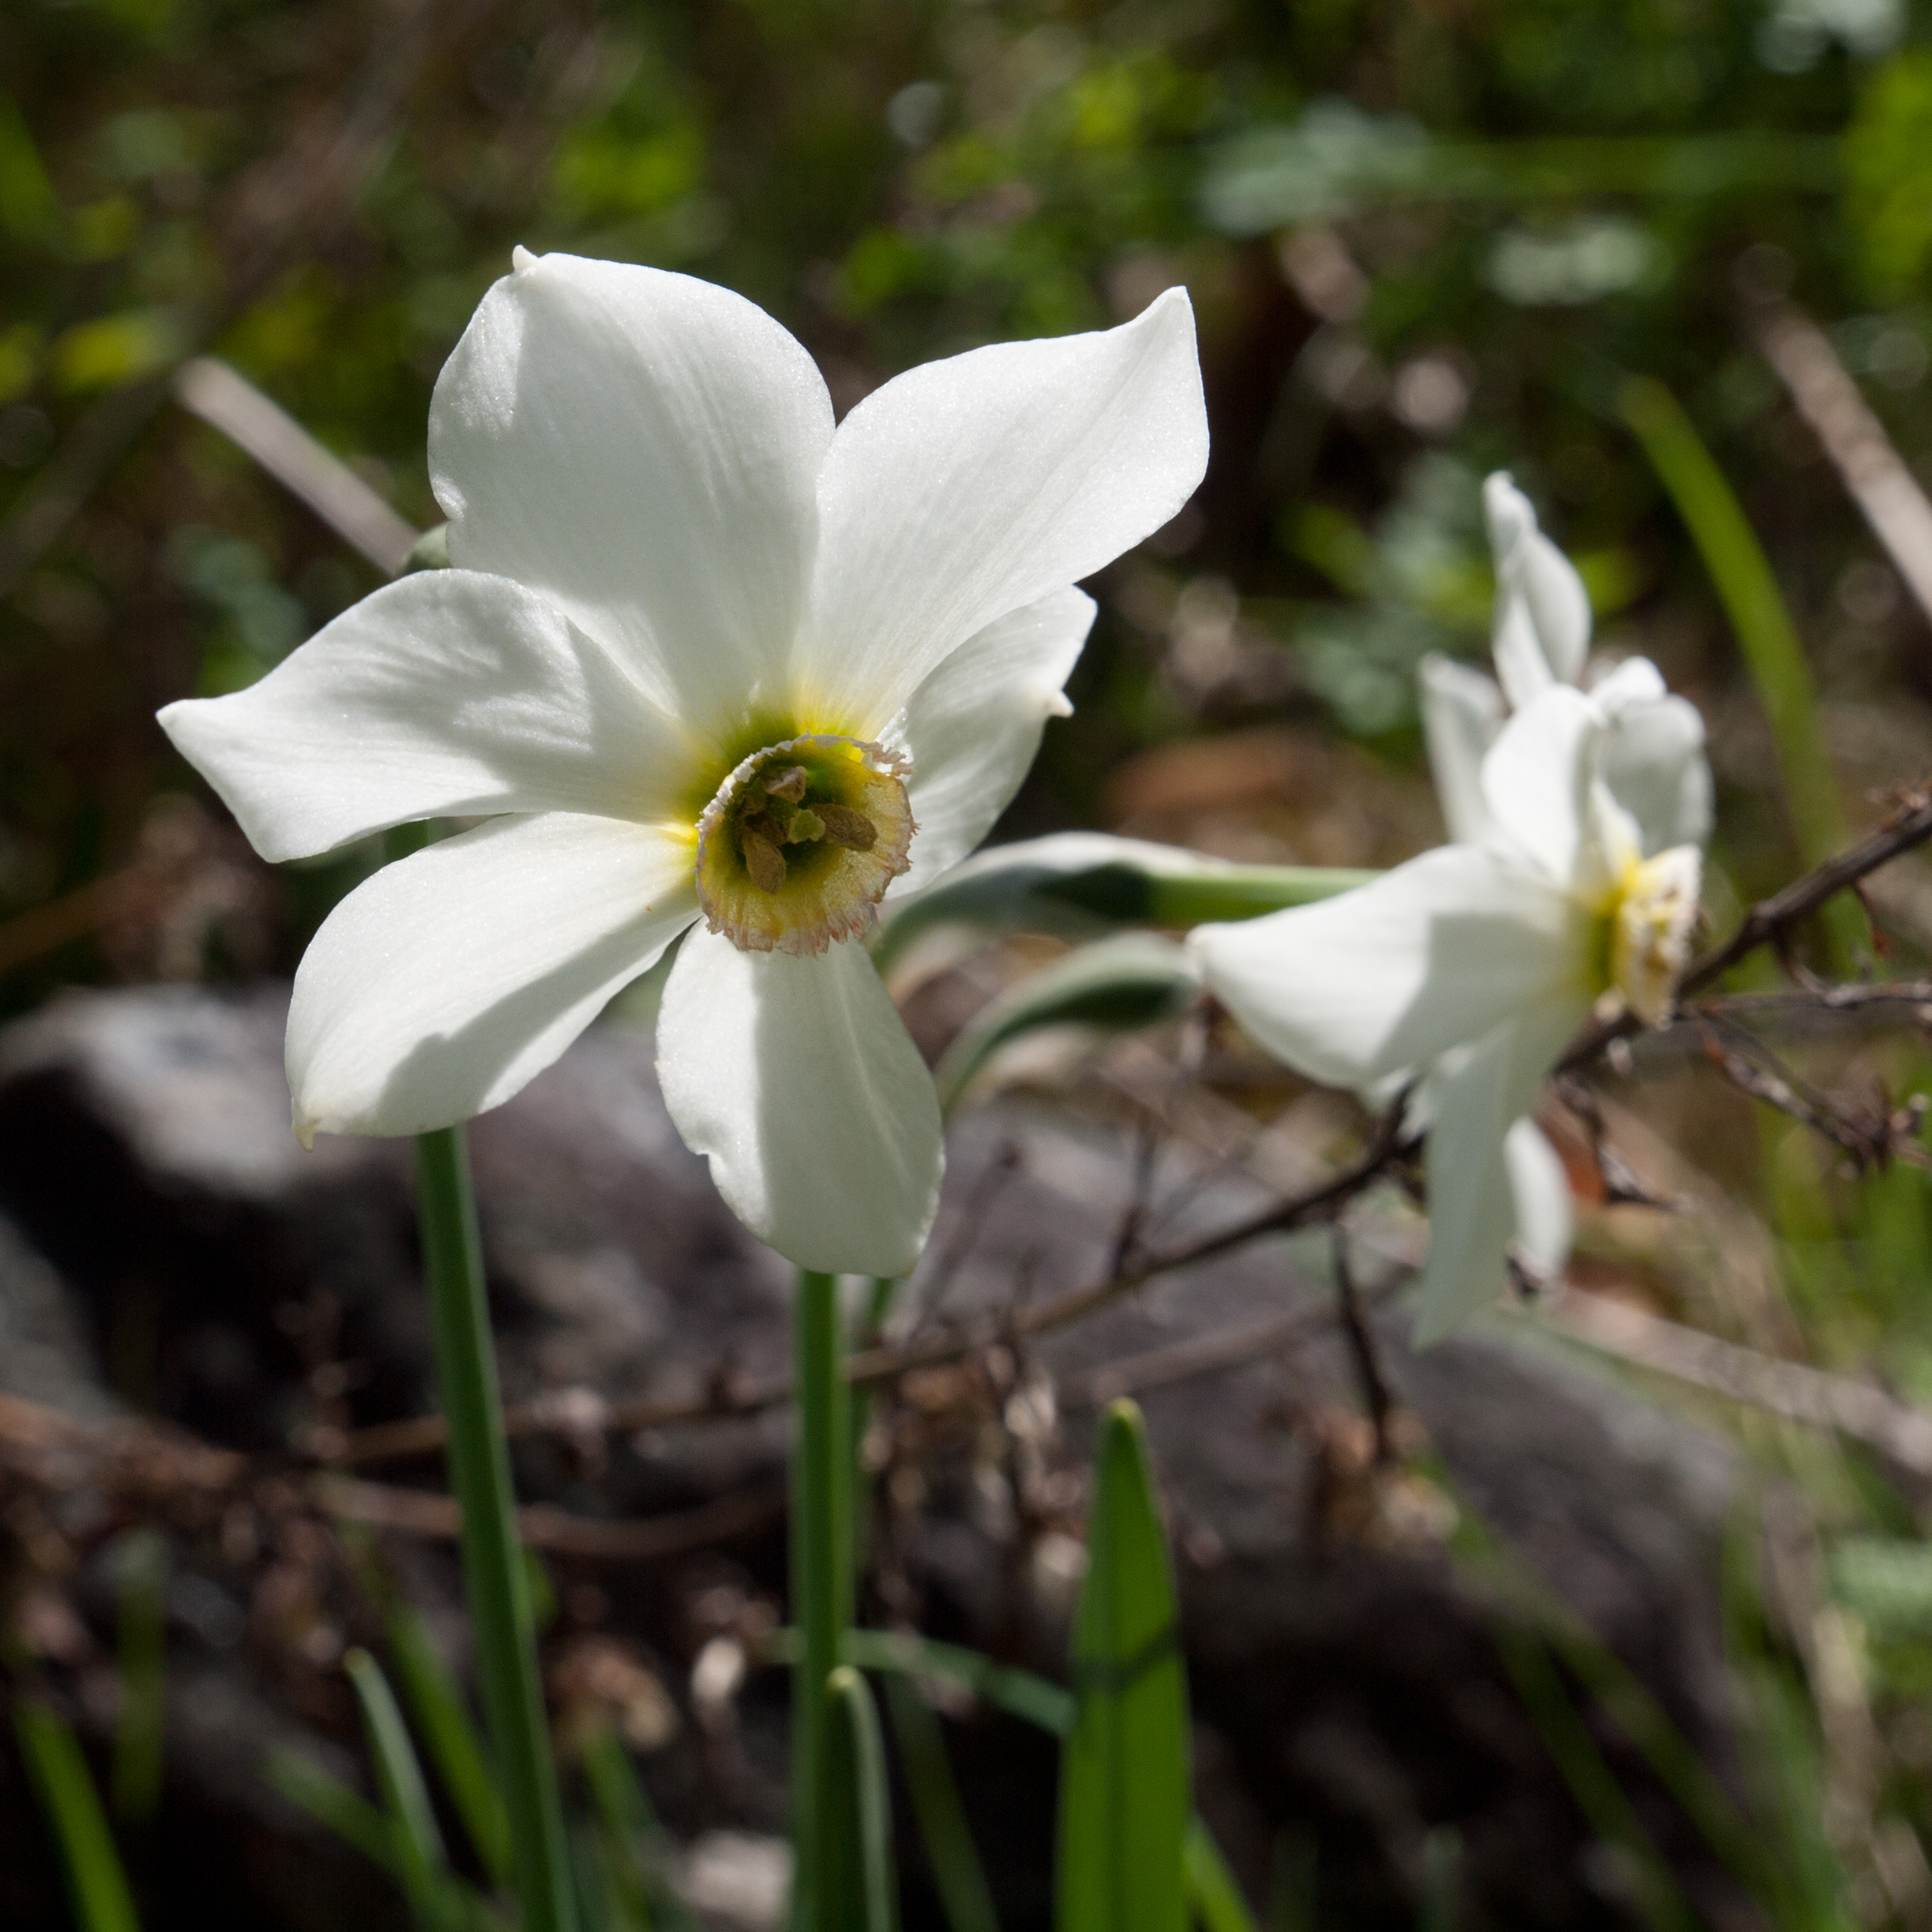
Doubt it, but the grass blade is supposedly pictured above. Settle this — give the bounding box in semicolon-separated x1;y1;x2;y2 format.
883;1674;1000;1932
385;1599;514;1888
110;1526;166;1828
1617;375;1860;965
14;1694;141;1932
263;1742;396;1871
1184;1816;1260;1932
345;1646;455;1932
1055;1398;1190;1932
578;1716;700;1932
821;1627;1075;1736
824;1665;900;1932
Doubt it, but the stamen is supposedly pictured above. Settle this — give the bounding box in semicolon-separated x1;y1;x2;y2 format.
694;732;915;955
1610;845;1701;1026
817;805;878;851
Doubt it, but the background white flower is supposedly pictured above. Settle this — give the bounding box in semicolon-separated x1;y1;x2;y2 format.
1191;684;1702;1343
1421;471;1712;859
159;249;1208;1278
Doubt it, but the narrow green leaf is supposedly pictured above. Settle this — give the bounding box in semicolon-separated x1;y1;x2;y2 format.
578;1717;700;1932
111;1526;167;1827
345;1647;456;1932
1055;1399;1190;1932
818;1628;1076;1736
15;1695;141;1932
385;1600;514;1888
872;832;1373;977
823;1666;900;1932
934;935;1199;1114
264;1742;397;1871
1184;1816;1260;1932
883;1675;999;1932
1617;374;1860;967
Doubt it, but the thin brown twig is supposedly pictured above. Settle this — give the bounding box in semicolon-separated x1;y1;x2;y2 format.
1563;779;1932;1075
1753;302;1932;626
333;1095;1417;1468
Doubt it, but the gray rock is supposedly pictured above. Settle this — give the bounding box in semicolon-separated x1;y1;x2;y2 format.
0;984;1751;1931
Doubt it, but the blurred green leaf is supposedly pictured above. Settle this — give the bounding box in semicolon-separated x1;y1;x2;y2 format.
883;1675;1001;1932
933;934;1198;1114
1184;1816;1261;1932
344;1647;457;1932
384;1599;513;1889
577;1715;697;1932
823;1666;899;1932
1844;49;1932;301
14;1695;141;1932
0;95;60;244
111;1527;167;1828
1055;1398;1189;1932
1204;102;1841;234
874;834;1372;978
51;309;183;392
265;1742;397;1871
1618;374;1861;967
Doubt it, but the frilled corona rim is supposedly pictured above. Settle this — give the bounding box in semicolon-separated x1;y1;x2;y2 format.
693;732;915;955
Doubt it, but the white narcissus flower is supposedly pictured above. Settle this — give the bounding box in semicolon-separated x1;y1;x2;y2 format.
1190;684;1702;1344
1421;472;1712;859
158;250;1208;1278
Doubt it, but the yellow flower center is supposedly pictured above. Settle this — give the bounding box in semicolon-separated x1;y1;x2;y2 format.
1606;844;1701;1025
693;734;915;955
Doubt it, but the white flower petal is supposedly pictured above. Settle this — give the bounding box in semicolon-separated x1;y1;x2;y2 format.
1481;684;1601;887
1503;1117;1573;1278
658;926;944;1277
1484;472;1590;695
159;572;684;862
429;250;834;743
1602;692;1714;856
1189;843;1588;1092
799;288;1207;732
1411;1000;1585;1346
1490;594;1557;711
891;587;1095;895
289;815;696;1139
1418;654;1504;845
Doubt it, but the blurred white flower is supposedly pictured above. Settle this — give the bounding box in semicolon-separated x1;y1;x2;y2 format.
1420;472;1711;860
160;248;1208;1277
1191;684;1702;1343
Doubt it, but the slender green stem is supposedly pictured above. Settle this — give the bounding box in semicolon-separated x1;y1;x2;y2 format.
416;1124;576;1932
791;1268;853;1930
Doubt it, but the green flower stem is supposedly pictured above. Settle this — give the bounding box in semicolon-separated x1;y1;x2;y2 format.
415;1124;577;1932
384;822;575;1931
791;1267;854;1930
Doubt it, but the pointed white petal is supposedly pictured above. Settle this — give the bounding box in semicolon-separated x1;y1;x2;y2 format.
1602;692;1713;856
159;571;686;862
1189;843;1589;1092
658;926;944;1277
288;815;697;1139
1490;595;1557;710
798;289;1207;732
1480;684;1601;887
1484;472;1590;694
1503;1117;1573;1277
429;250;834;742
1411;1000;1586;1346
1418;654;1504;845
891;587;1095;895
